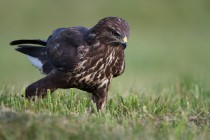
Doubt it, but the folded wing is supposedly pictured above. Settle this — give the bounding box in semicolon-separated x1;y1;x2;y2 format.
46;27;88;71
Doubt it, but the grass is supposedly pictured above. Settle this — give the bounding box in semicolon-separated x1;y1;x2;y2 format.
0;77;209;140
0;1;210;139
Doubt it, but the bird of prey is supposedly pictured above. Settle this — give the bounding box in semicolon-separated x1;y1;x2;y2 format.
10;17;130;110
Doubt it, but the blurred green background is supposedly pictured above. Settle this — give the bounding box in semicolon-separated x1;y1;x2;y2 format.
0;0;210;91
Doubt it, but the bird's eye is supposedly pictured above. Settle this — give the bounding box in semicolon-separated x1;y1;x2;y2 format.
111;30;120;37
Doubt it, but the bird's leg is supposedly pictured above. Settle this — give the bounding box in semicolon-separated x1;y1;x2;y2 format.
92;87;108;110
25;74;58;99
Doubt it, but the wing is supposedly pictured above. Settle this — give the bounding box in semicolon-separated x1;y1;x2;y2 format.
47;26;88;71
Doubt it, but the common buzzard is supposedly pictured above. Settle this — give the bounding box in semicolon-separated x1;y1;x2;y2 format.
10;17;130;110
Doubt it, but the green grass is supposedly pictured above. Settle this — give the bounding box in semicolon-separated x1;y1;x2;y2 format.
0;77;210;140
0;0;210;139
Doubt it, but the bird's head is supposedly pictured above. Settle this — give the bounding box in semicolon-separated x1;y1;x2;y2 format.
88;17;130;49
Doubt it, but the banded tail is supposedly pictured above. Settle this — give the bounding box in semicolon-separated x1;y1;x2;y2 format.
10;39;52;74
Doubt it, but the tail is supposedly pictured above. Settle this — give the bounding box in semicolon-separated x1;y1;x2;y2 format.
15;45;46;59
10;39;47;46
10;39;53;74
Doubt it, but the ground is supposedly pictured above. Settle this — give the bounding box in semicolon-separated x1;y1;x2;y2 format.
0;76;210;140
0;1;210;140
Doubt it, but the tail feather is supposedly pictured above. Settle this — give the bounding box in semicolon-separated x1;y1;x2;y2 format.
10;39;46;46
15;45;46;59
15;45;52;74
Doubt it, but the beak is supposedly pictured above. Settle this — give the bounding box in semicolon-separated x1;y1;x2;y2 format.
121;36;127;49
121;43;127;49
123;36;127;43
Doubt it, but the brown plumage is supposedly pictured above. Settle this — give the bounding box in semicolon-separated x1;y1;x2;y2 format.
10;17;130;110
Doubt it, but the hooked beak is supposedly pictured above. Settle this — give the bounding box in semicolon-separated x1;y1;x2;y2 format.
121;36;127;49
123;36;127;43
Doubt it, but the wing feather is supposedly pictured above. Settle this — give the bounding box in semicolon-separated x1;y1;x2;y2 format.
47;27;88;71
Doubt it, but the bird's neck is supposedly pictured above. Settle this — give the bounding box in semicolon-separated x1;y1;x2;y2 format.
84;27;100;46
85;26;113;48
